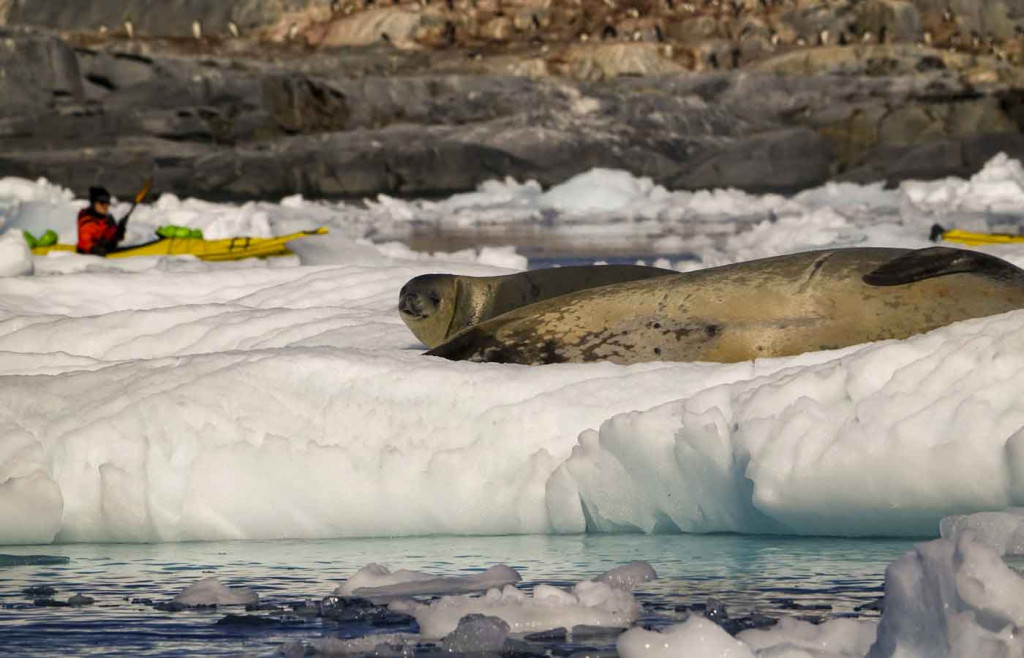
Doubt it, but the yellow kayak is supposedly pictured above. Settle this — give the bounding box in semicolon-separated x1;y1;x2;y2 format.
931;224;1024;246
32;228;328;261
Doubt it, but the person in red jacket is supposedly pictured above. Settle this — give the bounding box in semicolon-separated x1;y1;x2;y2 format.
77;186;126;255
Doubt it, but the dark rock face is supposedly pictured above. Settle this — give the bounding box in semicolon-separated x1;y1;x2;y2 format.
2;22;1024;201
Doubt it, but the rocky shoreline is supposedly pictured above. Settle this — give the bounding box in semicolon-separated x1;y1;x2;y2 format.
2;0;1024;200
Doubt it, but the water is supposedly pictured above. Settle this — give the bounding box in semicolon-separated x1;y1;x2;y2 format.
0;534;917;656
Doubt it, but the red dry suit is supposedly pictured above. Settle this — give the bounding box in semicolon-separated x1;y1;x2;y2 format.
76;207;123;255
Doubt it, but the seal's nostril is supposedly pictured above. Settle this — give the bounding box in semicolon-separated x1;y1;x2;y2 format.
399;293;422;317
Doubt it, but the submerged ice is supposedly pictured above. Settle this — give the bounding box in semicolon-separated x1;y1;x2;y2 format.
6;156;1024;543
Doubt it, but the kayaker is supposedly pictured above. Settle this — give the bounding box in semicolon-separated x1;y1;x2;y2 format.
76;186;125;255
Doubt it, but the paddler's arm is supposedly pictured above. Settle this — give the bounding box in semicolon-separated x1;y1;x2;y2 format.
116;213;130;241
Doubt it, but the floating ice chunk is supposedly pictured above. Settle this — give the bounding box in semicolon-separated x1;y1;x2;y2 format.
172;577;258;606
280;194;305;209
0;177;74;205
335;564;436;596
692;206;864;268
900;152;1024;217
392;578;640;639
335;564;522;598
295;633;418;656
595;561;658;590
618;617;754;658
373;241;527;270
540;168;663;215
475;246;528;270
867;532;1024;658
739;617;876;656
939;509;1024;556
442;614;510;653
0;231;33;277
619;616;875;657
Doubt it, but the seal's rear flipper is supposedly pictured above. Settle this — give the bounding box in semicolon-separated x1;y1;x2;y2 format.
863;247;1013;286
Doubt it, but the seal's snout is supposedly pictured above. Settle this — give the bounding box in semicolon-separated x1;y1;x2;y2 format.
398;289;421;318
399;287;437;319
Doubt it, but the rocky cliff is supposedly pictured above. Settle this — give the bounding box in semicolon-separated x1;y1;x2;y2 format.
2;0;1024;199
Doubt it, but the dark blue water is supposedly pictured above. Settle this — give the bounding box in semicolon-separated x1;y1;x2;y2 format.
0;534;916;656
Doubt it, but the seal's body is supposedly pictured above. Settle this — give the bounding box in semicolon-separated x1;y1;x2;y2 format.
426;247;1024;365
398;265;675;348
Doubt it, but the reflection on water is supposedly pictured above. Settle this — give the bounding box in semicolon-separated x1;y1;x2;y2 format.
0;534;916;656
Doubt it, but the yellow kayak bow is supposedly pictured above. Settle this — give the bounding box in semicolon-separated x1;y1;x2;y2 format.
33;227;328;261
931;223;1024;246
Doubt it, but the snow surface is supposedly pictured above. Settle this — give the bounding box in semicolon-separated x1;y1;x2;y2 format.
7;155;1024;543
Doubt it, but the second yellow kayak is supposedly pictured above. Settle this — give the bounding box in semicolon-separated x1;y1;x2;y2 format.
931;224;1024;246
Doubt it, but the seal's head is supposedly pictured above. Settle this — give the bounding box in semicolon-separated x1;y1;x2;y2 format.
398;274;458;348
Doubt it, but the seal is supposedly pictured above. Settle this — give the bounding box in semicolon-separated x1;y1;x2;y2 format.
425;246;1024;365
398;265;675;348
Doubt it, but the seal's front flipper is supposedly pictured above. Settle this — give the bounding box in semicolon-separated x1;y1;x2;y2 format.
863;247;1013;286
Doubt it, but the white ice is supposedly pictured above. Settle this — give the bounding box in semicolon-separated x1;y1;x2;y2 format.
619;533;1024;657
334;563;521;598
940;509;1024;556
172;577;259;606
386;563;650;639
6;155;1024;544
594;561;658;590
618;616;877;658
286;632;419;656
390;577;640;639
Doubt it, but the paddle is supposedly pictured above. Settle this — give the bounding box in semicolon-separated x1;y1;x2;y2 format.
116;176;153;238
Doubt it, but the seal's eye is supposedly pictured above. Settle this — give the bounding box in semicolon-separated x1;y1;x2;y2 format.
427;292;441;305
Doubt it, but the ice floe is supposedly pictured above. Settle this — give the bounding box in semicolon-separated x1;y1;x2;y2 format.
334;564;522;598
6;156;1024;545
940;509;1024;556
173;577;259;606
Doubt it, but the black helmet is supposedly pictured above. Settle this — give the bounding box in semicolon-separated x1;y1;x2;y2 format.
89;186;111;204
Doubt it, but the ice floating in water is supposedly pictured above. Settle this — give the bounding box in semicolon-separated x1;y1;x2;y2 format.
741;617;877;657
869;531;1024;658
618;616;876;658
594;561;658;590
9;157;1024;543
288;633;418;657
442;614;511;653
391;574;641;639
618;617;759;658
620;534;1024;658
2;151;1024;269
940;509;1024;556
334;564;522;598
172;577;259;606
